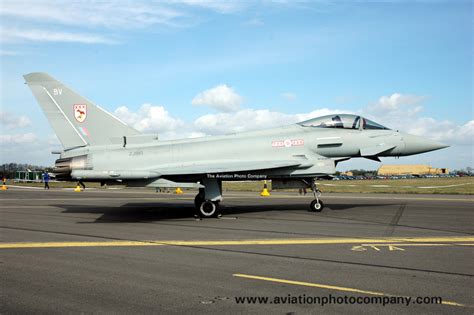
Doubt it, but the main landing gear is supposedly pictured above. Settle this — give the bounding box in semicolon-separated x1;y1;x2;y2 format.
309;179;324;212
194;178;222;218
193;177;324;217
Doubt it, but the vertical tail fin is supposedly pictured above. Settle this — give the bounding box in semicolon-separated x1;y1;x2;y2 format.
24;72;140;148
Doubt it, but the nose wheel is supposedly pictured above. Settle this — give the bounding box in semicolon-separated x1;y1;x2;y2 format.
310;199;324;212
309;179;324;212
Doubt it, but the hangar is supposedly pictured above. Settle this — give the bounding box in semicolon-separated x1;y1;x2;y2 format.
377;165;449;176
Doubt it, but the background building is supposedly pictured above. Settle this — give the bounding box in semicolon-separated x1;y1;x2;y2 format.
15;171;43;182
377;165;449;176
341;171;354;176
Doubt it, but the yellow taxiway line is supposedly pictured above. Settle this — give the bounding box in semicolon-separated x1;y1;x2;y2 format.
232;274;469;308
360;243;474;247
0;236;473;249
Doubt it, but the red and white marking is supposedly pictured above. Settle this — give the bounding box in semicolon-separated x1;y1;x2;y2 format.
272;139;304;147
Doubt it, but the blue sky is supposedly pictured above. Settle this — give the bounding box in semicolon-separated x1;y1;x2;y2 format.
1;0;472;170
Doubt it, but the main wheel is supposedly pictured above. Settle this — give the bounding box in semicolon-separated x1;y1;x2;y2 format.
309;199;324;212
198;200;219;218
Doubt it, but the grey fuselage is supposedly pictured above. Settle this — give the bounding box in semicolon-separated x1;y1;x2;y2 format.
57;123;436;185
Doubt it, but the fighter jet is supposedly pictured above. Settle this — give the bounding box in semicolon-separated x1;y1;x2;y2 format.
24;72;448;217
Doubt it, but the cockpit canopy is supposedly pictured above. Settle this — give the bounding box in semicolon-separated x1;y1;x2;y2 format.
298;114;390;130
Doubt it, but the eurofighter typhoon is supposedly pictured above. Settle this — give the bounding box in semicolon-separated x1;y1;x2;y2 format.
24;73;448;218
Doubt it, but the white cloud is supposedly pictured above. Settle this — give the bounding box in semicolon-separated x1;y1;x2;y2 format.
194;109;290;135
0;0;256;47
177;0;245;13
281;92;297;101
0;133;64;165
194;108;344;135
192;84;242;112
1;28;116;44
190;90;472;146
363;93;472;145
0;0;246;32
0;132;37;144
0;1;184;29
114;104;185;139
366;93;426;114
0;1;188;46
112;103;343;139
404;118;474;145
0;111;31;129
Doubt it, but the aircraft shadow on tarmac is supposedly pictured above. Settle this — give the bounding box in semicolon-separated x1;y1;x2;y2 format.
53;202;473;236
54;202;391;223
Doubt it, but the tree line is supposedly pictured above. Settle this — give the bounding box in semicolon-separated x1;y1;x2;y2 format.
1;163;52;179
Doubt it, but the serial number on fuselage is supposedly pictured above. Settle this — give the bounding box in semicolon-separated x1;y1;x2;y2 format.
129;151;144;156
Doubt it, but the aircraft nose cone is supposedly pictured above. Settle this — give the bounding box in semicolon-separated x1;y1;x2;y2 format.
402;134;449;156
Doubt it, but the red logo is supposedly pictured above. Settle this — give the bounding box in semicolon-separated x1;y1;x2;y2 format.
74;104;87;123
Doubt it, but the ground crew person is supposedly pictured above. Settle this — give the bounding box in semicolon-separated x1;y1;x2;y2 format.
43;172;50;190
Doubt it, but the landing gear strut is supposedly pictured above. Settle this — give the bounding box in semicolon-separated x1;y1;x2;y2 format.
309;179;324;212
194;193;204;208
78;180;86;190
194;179;222;218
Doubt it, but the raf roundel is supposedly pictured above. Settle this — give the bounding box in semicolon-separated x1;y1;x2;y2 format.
74;104;87;123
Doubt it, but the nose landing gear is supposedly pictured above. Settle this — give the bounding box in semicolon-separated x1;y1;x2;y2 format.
309;179;324;212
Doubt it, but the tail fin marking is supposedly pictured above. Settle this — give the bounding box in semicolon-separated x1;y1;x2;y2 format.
24;72;141;148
